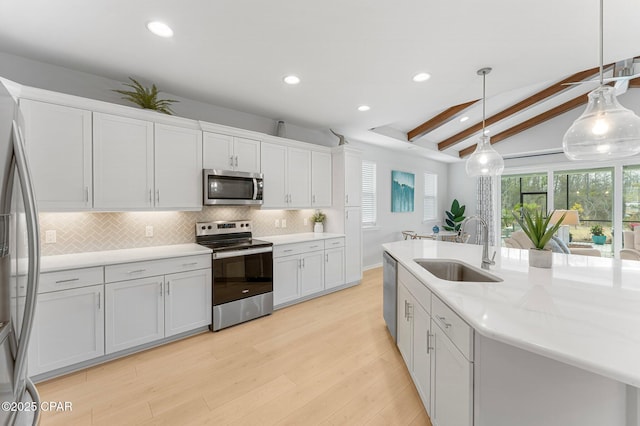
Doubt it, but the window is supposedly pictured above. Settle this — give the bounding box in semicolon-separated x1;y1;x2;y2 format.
423;173;437;221
362;161;377;226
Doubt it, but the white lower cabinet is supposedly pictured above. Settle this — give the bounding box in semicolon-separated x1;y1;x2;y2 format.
105;277;165;354
164;269;212;337
324;246;345;290
300;251;324;296
28;284;104;376
273;256;301;305
395;263;472;426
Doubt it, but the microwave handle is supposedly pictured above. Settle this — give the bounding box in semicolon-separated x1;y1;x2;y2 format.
253;178;258;200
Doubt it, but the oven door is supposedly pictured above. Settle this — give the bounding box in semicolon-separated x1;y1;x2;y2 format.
203;169;263;205
212;247;273;305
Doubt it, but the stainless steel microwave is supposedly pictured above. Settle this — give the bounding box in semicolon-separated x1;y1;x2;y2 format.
203;169;264;205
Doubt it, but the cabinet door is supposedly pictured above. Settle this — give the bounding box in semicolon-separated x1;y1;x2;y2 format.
165;269;212;337
273;255;300;306
413;302;432;413
203;132;234;170
234;137;261;173
396;282;412;369
324;247;345;289
154;124;203;209
344;151;362;206
20;100;92;211
311;151;332;207
28;285;104;376
300;251;324;296
432;321;473;426
260;142;288;208
344;207;362;283
105;277;165;354
287;147;312;208
93;113;154;209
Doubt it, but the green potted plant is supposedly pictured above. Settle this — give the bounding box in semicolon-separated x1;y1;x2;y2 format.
590;225;606;245
113;77;178;115
444;199;466;232
311;210;326;233
512;209;566;268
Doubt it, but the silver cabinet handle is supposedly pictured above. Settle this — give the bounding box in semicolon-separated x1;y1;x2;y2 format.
85;186;89;203
427;331;433;354
230;156;234;167
159;282;163;296
404;300;408;319
346;210;349;220
235;156;239;167
182;262;198;267
97;292;101;309
406;302;413;320
298;259;302;269
283;249;293;253
309;245;319;249
242;289;249;294
156;189;160;203
167;281;170;295
149;189;152;203
436;315;452;328
325;253;329;262
55;278;79;284
312;194;316;204
127;269;146;274
284;194;288;204
301;258;305;268
346;194;349;204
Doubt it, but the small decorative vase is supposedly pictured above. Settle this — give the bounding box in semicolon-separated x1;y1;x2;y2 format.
529;248;552;268
432;225;440;234
314;222;324;233
592;235;606;245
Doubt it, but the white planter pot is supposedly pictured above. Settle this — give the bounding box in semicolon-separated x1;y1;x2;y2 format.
529;248;552;268
314;223;324;233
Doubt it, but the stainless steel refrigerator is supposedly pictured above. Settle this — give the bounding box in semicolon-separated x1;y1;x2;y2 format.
0;80;41;425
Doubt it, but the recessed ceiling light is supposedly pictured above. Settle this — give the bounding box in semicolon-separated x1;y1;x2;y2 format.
283;75;300;85
146;21;174;38
412;72;431;82
460;116;469;122
358;105;371;112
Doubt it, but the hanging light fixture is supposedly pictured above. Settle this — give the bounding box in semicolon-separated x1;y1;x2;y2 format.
465;67;504;177
563;0;640;160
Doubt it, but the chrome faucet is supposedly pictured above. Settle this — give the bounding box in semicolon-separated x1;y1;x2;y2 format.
461;216;496;270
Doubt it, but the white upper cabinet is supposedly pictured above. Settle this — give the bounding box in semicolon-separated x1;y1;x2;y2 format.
261;142;288;208
287;147;311;208
311;151;331;207
93;113;154;209
344;151;362;207
154;124;203;209
203;131;260;173
19;99;93;211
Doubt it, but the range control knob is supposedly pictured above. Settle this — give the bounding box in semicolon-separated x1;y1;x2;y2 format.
201;226;206;230
207;225;212;230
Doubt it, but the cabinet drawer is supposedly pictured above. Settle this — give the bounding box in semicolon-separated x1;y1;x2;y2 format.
105;255;211;283
273;241;324;258
39;267;104;293
398;265;431;314
432;296;473;360
324;237;345;249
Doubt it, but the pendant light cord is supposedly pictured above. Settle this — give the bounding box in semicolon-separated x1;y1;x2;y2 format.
482;72;486;131
599;0;604;85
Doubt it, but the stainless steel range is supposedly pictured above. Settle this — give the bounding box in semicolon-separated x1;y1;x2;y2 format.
196;220;273;331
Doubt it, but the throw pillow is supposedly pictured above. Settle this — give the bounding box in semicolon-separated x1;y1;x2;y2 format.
551;236;571;254
545;238;564;253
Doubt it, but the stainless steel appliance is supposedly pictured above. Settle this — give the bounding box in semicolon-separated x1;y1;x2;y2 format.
383;251;397;341
203;169;263;206
0;79;41;425
196;221;273;331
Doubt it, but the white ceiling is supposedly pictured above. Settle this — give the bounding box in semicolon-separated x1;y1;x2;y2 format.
1;0;639;162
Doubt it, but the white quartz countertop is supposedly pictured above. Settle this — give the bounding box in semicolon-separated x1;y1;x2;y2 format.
259;233;345;245
382;239;640;388
41;244;212;273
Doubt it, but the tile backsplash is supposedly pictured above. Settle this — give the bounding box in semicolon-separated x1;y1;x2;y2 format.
39;207;319;256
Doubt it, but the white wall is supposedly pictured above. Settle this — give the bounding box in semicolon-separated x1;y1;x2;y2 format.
0;51;334;146
351;142;449;269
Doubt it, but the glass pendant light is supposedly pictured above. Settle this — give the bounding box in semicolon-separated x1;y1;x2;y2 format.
465;68;504;176
563;0;640;160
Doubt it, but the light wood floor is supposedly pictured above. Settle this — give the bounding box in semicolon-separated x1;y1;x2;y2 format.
36;268;431;425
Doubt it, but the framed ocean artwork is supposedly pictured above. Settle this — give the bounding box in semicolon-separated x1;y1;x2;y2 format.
391;170;414;212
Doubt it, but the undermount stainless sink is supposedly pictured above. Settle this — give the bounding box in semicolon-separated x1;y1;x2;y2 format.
415;259;503;283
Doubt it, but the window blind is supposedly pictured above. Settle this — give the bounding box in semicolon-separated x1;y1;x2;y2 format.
362;161;377;226
424;173;437;221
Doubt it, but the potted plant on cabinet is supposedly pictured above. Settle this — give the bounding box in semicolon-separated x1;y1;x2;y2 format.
591;225;606;245
512;209;565;268
311;210;326;233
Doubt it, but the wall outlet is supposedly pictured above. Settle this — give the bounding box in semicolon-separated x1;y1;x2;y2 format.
275;219;280;228
45;230;56;244
304;218;308;226
281;219;287;228
145;225;154;237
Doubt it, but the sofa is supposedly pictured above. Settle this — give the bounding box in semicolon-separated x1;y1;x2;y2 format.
621;228;640;261
504;230;601;257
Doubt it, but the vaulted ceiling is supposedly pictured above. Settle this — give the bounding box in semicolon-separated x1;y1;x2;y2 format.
1;0;640;162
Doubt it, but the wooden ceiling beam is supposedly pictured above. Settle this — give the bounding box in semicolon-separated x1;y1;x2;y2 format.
629;77;640;88
438;65;608;152
407;99;479;141
458;93;589;158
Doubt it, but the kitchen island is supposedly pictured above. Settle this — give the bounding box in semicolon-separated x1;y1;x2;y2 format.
382;239;640;426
